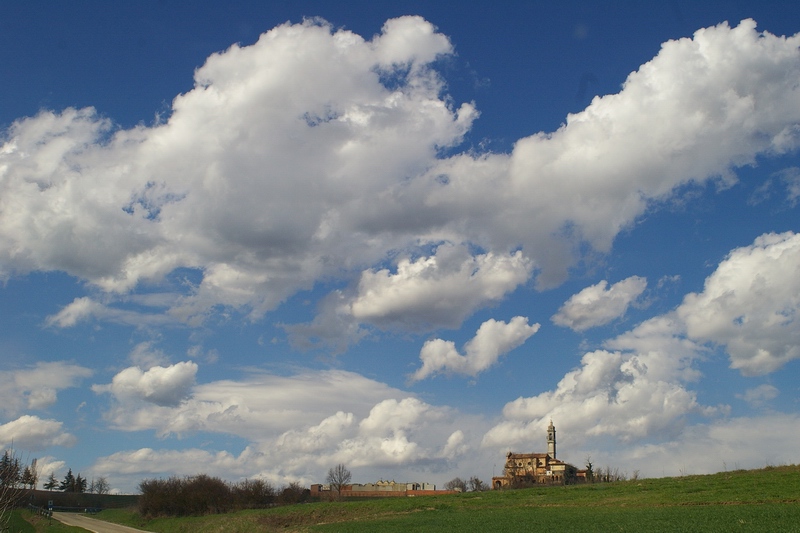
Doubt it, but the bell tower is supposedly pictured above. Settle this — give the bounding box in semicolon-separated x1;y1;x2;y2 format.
547;420;556;459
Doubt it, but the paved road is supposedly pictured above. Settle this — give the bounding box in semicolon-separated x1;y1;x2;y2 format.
51;512;155;533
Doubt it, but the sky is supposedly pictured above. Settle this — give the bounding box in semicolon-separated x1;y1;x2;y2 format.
1;1;799;494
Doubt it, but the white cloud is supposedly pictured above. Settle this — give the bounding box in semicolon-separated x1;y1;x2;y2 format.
411;316;540;381
483;315;715;450
678;232;800;375
129;342;171;369
34;456;67;481
598;415;800;478
553;276;647;331
737;384;779;408
779;167;800;205
0;362;93;416
45;296;178;328
93;361;198;407
1;19;797;336
285;244;532;350
0;415;77;450
89;380;490;492
349;245;533;330
0;16;476;327
427;19;800;287
94;369;408;439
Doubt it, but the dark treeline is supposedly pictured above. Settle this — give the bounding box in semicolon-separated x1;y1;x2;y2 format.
138;474;308;517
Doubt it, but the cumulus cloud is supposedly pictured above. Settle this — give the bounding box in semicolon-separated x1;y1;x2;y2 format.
1;18;798;337
89;375;490;491
483;315;716;449
348;246;533;331
411;316;540;381
427;19;800;287
0;415;77;450
599;414;800;478
94;369;408;439
0;362;93;416
552;276;647;331
736;384;779;408
93;361;198;407
485;230;800;453
678;232;800;375
0;16;475;327
285;244;532;350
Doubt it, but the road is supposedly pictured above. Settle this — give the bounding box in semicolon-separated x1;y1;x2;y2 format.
51;512;155;533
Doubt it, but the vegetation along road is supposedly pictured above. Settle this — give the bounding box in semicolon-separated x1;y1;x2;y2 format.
52;512;155;533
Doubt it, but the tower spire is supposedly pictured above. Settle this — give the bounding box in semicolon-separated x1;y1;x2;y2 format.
547;419;556;459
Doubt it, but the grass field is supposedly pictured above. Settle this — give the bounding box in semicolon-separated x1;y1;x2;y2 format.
94;465;800;532
8;509;88;533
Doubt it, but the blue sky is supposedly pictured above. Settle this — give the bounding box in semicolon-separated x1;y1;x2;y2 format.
1;1;799;493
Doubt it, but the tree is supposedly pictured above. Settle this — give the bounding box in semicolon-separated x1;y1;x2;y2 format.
277;482;308;505
60;469;76;492
0;448;35;532
444;477;467;492
91;476;110;495
20;466;35;490
43;473;58;491
468;476;488;492
585;456;594;483
0;451;20;487
75;474;87;493
326;463;352;500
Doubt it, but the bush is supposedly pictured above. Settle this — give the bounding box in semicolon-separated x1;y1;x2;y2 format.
138;475;280;517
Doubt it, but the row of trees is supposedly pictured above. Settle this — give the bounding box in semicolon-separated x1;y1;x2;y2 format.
138;474;308;517
41;468;110;494
443;476;488;492
1;451;38;490
1;449;39;531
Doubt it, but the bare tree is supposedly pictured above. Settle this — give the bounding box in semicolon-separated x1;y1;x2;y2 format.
88;476;111;494
93;476;111;495
326;464;352;500
444;477;467;492
1;447;35;531
468;476;488;492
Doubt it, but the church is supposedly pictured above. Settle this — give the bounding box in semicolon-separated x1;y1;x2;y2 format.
491;421;579;488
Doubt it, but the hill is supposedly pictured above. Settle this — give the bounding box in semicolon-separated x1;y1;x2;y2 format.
96;465;800;532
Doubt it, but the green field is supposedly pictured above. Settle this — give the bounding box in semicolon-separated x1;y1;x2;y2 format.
8;509;87;533
93;465;800;532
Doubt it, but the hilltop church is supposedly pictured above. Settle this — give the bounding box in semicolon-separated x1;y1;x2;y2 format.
492;420;580;488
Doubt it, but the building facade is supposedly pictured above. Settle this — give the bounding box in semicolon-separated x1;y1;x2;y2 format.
492;421;578;488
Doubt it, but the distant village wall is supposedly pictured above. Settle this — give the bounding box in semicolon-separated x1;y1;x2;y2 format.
310;481;457;500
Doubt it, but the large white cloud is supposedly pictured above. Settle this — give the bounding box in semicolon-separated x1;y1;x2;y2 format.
93;361;198;407
89;371;492;491
284;244;533;350
348;245;533;331
0;415;77;451
597;414;800;478
427;19;800;287
678;232;800;375
411;316;540;381
0;16;475;324
483;316;717;450
0;362;93;416
93;369;409;439
552;276;647;331
1;18;798;338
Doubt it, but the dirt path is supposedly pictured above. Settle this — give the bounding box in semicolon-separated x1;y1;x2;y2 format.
51;512;155;533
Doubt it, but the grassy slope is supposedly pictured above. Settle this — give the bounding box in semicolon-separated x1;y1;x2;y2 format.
11;509;89;533
96;465;800;533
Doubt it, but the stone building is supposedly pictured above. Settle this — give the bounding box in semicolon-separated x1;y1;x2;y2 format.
491;420;578;488
310;479;455;499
